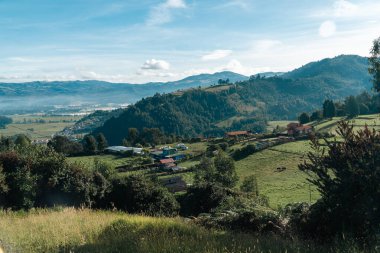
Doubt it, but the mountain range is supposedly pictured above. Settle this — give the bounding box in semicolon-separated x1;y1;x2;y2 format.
0;72;248;114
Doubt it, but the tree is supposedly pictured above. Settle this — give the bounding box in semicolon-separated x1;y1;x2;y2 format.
345;96;359;118
322;100;336;118
310;111;322;122
214;152;238;188
127;128;139;145
194;157;217;185
299;112;310;124
240;175;259;196
48;136;83;155
369;36;380;92
83;135;97;154
14;134;31;147
105;175;179;216
299;122;380;242
0;116;12;129
96;133;108;151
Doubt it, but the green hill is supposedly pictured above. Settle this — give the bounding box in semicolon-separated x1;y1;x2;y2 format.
92;55;372;145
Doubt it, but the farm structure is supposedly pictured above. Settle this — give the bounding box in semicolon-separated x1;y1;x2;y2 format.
287;123;313;135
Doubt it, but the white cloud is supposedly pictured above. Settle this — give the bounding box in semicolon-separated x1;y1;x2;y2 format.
165;0;186;8
147;0;187;26
217;0;252;10
319;21;336;38
333;0;358;17
141;59;170;70
251;40;282;52
202;50;232;61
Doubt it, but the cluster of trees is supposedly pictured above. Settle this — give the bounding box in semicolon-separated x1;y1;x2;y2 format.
122;127;179;147
47;133;108;156
0;116;12;129
298;92;379;123
0;139;262;218
0;144;178;215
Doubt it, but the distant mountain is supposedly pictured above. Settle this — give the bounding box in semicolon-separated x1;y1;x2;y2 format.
283;55;371;93
92;55;374;144
0;71;248;114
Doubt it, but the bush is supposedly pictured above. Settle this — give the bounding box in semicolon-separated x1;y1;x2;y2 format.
104;175;179;216
299;122;380;244
232;144;256;161
0;146;110;210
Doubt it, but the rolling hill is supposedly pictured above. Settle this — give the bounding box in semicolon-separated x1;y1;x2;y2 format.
90;55;373;144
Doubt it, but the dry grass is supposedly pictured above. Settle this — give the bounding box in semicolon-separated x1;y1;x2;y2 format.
0;208;360;253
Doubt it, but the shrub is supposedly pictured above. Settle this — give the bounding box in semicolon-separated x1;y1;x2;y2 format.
299;121;380;244
105;175;179;216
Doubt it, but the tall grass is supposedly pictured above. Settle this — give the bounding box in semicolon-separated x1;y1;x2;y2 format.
0;208;365;253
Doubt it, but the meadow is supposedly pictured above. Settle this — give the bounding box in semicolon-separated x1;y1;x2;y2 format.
0;208;360;253
0;114;82;140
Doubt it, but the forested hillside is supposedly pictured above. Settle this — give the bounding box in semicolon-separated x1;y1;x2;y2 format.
89;55;372;144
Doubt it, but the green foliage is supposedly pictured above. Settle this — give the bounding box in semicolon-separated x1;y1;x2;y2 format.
93;158;115;179
323;100;336;118
299;112;310;124
310;111;322;121
0;115;12;128
96;133;108;151
0;146;110;210
299;121;380;242
240;175;259;196
369;36;380;92
105;175;179;216
83;135;97;154
232;144;256;161
14;134;31;147
179;183;235;216
345;96;359;118
194;153;238;188
48;135;83;156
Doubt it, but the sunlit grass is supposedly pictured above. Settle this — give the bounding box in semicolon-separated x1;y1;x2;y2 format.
0;208;361;253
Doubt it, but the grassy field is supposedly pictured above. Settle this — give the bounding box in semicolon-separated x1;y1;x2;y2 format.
0;114;82;140
312;114;380;134
67;154;149;168
0;208;358;253
235;140;319;208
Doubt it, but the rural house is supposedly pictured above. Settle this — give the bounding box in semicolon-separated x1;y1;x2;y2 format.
287;123;313;135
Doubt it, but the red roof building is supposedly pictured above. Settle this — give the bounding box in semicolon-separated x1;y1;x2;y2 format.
225;131;251;138
287;123;313;135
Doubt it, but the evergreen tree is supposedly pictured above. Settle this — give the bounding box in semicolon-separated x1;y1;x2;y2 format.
127;128;139;145
345;96;359;118
83;135;97;154
96;133;108;151
323;100;336;118
310;111;322;122
369;36;380;92
299;112;310;124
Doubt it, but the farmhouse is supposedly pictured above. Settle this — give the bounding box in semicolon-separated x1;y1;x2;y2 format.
158;158;176;169
287;123;313;135
225;130;251;138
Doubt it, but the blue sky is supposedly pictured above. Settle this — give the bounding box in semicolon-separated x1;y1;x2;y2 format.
0;0;379;83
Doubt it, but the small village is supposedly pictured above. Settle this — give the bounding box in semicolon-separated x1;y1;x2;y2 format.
99;122;314;193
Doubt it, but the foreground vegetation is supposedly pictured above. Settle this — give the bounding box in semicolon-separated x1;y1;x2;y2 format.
0;208;364;253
